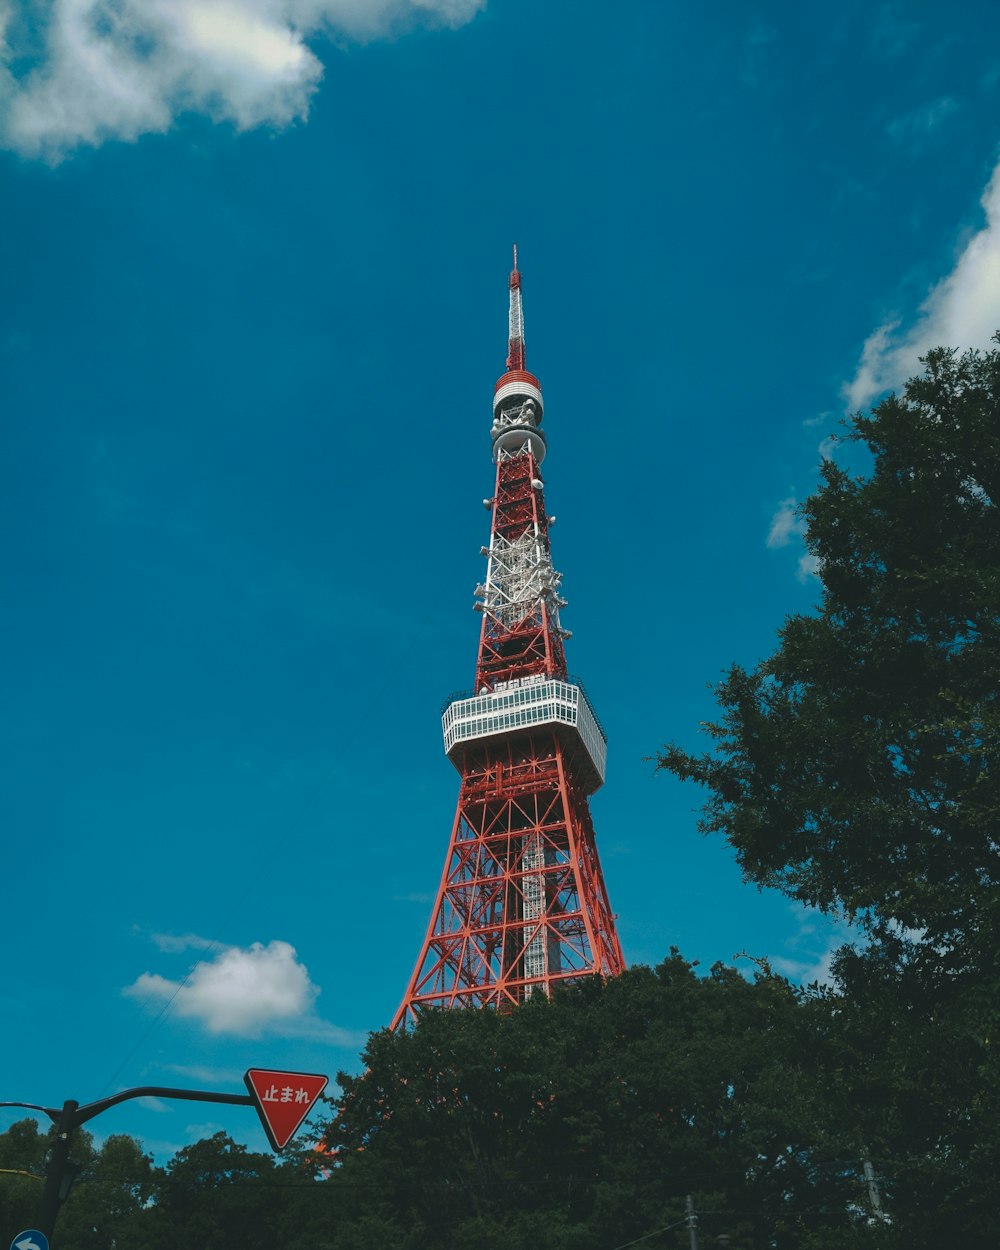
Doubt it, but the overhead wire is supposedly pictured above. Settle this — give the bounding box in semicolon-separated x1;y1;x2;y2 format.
606;1218;691;1249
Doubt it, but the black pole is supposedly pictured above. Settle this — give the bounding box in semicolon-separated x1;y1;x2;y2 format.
38;1098;78;1240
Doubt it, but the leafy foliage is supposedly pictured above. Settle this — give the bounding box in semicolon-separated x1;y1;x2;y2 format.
0;1117;50;1237
658;343;1000;981
657;342;1000;1246
322;959;877;1250
0;1122;153;1249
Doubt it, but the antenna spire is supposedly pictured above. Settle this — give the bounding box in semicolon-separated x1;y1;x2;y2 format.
506;243;525;371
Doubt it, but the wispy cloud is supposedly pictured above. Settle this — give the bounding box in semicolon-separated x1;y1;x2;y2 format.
845;160;1000;410
161;1062;245;1084
869;4;921;60
151;931;218;954
740;16;777;92
769;907;857;987
135;1095;171;1113
182;1120;226;1140
770;943;838;986
817;435;837;461
767;497;821;582
0;0;485;161
885;95;961;151
766;497;805;549
124;937;361;1041
796;552;820;583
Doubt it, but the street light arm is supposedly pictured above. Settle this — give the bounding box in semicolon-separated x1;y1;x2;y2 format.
73;1086;254;1126
2;1089;255;1130
0;1101;61;1123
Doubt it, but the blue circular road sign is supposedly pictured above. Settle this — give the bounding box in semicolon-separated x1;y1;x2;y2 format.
11;1233;49;1250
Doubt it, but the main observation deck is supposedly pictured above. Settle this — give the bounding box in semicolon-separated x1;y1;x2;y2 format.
441;674;607;793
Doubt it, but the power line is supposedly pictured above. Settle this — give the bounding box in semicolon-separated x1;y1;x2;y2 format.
608;1217;690;1250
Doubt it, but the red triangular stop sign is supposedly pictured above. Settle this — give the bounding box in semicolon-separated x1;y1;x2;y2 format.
244;1068;329;1151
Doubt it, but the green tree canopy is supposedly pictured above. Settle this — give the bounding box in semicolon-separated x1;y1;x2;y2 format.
0;1117;50;1237
656;342;1000;1246
0;1119;152;1249
54;1133;154;1250
143;1132;298;1250
322;959;876;1250
658;342;1000;982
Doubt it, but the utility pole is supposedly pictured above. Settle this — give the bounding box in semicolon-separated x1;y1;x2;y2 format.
685;1194;700;1250
38;1099;79;1239
863;1158;887;1222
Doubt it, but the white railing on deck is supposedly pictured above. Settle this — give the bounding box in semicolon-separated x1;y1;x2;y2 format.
441;676;606;785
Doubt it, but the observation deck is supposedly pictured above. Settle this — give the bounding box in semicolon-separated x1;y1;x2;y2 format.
441;674;607;792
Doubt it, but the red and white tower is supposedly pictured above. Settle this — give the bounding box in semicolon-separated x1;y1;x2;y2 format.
393;250;625;1028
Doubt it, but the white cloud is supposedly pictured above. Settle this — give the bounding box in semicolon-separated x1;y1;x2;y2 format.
0;0;485;159
766;496;805;549
796;551;820;582
769;907;857;987
767;499;822;581
126;938;322;1037
884;95;961;150
151;931;217;953
135;1095;171;1112
182;1120;226;1139
769;941;839;986
162;1062;244;1083
767;497;819;580
817;435;837;462
845;159;1000;410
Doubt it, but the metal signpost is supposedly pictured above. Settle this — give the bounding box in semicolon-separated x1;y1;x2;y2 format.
1;1068;328;1244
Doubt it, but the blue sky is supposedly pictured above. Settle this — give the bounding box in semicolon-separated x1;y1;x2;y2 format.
3;0;1000;1161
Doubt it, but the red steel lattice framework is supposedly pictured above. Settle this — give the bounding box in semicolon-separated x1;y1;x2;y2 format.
392;251;624;1028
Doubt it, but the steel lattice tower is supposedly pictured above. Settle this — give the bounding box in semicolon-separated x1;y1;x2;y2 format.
393;250;625;1028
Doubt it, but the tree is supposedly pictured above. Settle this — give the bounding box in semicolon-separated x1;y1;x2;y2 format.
658;342;1000;982
54;1134;154;1250
143;1132;298;1250
0;1119;154;1249
0;1118;49;1237
321;960;881;1250
656;342;1000;1246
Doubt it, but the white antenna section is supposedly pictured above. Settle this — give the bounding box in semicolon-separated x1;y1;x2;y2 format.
477;520;565;633
508;282;524;346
